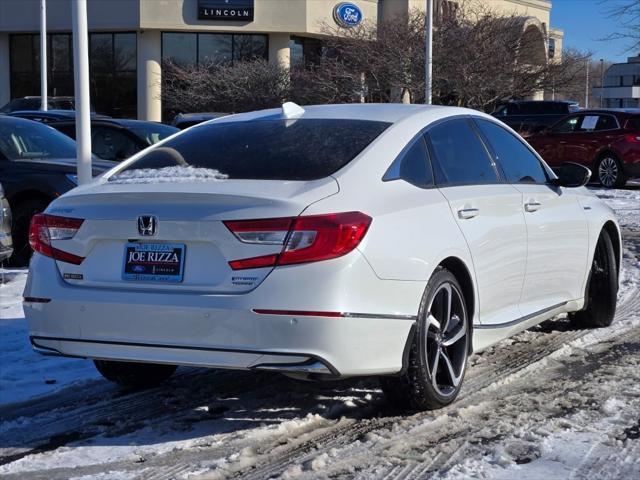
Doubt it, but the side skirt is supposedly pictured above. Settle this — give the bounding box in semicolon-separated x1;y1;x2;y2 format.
472;300;582;353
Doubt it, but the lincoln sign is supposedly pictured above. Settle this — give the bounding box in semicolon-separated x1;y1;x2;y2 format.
198;0;255;21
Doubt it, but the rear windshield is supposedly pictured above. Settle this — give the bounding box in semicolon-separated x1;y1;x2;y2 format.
128;122;179;145
518;102;569;115
112;119;390;182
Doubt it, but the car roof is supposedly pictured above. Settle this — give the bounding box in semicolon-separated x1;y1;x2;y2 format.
50;118;172;128
575;108;640;116
507;100;577;105
22;96;75;100
10;109;76;117
208;103;484;125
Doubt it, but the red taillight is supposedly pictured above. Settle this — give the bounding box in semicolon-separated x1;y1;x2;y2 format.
29;214;85;265
224;212;372;270
625;133;640;143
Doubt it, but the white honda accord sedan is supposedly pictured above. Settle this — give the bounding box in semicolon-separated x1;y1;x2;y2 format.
24;103;620;410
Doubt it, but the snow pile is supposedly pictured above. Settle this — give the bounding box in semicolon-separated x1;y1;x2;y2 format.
0;269;99;405
108;166;228;184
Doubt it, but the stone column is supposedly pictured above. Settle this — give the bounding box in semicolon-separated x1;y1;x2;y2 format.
268;33;290;70
0;34;11;107
137;30;162;122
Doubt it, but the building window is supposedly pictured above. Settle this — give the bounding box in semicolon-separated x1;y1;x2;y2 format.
89;32;137;118
289;36;323;68
161;32;267;67
9;33;73;101
9;32;136;118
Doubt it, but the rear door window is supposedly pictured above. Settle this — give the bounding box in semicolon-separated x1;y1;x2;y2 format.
426;118;500;186
474;118;548;184
115;119;391;181
552;115;582;133
92;126;139;161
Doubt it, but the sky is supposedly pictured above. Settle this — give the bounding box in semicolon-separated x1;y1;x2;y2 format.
550;0;634;63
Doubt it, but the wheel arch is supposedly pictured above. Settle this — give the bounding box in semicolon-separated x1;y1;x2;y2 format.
437;256;476;353
601;220;621;276
7;189;55;212
593;148;620;169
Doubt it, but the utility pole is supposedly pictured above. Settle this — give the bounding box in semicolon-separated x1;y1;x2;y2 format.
425;0;433;105
40;0;47;111
584;59;589;109
600;58;604;108
71;0;92;185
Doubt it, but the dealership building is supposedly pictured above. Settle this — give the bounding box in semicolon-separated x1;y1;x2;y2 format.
0;0;563;121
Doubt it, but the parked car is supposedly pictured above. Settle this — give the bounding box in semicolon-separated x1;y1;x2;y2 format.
0;116;115;265
24;103;619;411
0;183;13;263
9;110;109;124
492;100;580;134
48;119;179;161
0;96;95;113
171;112;227;130
527;108;640;188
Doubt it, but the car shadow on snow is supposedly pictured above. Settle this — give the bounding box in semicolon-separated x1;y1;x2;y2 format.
0;366;396;462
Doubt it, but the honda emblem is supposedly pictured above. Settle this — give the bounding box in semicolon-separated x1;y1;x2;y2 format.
137;215;157;236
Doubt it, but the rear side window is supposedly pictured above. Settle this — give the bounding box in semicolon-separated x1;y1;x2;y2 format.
427;118;499;186
475;119;548;184
595;115;618;131
383;136;433;188
115;119;390;181
628;116;640;130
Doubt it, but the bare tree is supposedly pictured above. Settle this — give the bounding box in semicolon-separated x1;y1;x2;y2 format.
601;0;640;52
306;6;591;110
162;59;289;116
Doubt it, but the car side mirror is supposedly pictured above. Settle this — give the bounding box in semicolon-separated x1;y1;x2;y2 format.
551;162;591;188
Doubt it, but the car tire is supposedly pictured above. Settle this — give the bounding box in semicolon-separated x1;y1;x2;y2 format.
596;154;627;188
94;360;177;388
381;267;470;411
8;197;50;267
570;230;618;328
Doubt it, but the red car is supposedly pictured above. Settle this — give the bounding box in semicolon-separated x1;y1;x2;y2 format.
527;109;640;188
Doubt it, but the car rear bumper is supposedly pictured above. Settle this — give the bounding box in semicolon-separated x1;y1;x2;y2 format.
24;254;422;377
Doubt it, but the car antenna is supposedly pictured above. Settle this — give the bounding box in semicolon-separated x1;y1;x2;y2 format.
281;102;305;119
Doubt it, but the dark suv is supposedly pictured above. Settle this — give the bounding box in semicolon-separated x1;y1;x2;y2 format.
527;109;640;187
492;100;580;134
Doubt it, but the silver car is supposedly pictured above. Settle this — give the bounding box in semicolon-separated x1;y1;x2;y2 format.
0;183;13;262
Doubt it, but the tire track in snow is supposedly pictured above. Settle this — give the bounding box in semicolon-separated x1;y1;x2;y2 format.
0;369;286;465
130;293;640;480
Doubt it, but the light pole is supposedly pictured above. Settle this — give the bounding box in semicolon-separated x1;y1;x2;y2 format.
425;0;433;105
600;58;604;108
71;0;92;185
40;0;47;111
584;59;589;109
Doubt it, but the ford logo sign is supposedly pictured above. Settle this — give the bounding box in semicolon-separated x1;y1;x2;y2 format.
333;2;363;28
133;265;146;273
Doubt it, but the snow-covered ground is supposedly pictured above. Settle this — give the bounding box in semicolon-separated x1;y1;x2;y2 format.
0;186;638;480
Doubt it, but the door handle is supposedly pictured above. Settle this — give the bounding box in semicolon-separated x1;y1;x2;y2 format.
525;202;541;212
458;208;479;220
